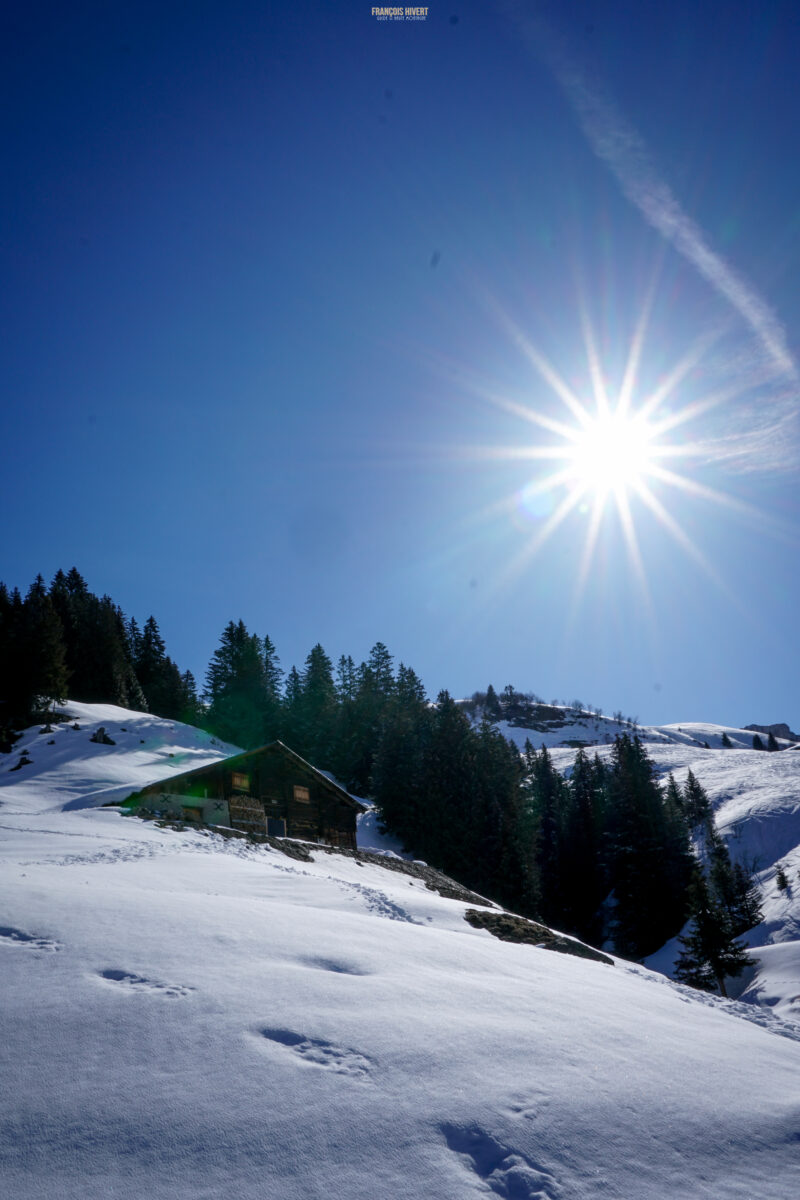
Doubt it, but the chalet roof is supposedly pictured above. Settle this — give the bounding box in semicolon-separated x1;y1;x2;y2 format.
139;740;368;812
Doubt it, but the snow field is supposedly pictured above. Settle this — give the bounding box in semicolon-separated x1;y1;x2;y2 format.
3;703;800;1197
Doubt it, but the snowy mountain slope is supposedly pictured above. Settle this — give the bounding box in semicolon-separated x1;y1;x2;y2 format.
3;706;800;1197
467;702;800;1022
542;735;800;1023
0;701;243;813
492;706;796;754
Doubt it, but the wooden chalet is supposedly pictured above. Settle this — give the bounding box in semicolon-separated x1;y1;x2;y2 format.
127;741;367;850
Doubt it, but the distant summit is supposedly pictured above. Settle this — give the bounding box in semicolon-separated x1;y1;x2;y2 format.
744;722;800;743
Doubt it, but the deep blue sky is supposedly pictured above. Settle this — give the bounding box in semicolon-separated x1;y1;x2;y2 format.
3;0;800;728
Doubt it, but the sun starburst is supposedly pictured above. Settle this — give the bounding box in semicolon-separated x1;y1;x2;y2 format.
446;287;774;620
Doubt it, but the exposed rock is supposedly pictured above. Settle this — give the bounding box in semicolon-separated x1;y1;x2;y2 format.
89;727;116;746
464;908;614;965
744;723;799;743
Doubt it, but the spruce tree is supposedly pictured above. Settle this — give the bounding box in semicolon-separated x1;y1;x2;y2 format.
674;870;753;997
729;861;763;934
606;736;693;959
683;769;713;827
525;745;571;926
204;620;268;747
560;748;606;941
23;576;69;716
484;683;501;720
284;643;337;765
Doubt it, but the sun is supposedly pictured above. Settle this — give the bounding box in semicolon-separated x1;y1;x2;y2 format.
566;410;656;494
444;288;763;614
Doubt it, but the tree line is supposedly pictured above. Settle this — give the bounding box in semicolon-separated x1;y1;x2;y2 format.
0;569;762;991
0;569;200;740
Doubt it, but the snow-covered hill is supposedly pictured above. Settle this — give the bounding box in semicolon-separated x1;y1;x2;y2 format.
488;704;800;1024
2;703;800;1197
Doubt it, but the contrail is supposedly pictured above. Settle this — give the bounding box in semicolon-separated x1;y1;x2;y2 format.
506;6;797;383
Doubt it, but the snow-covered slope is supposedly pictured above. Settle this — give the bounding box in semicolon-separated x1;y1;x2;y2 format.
477;704;800;1007
2;704;800;1197
490;705;797;754
495;707;800;1026
0;701;243;813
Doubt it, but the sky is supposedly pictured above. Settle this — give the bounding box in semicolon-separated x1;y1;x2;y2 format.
2;0;800;728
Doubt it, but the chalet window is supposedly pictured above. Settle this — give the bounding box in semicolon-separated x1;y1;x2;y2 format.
232;772;250;792
293;784;311;804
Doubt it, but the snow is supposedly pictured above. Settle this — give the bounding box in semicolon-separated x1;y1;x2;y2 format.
3;704;800;1197
0;701;242;813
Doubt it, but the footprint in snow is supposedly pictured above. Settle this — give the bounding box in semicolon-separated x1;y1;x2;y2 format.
505;1089;551;1122
0;925;62;952
300;956;370;976
98;969;194;998
442;1123;561;1199
258;1028;372;1079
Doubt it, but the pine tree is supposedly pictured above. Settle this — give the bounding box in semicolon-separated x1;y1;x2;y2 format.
285;643;337;765
674;871;753;997
682;769;713;827
178;669;203;725
135;616;168;713
560;747;606;941
664;773;684;817
606;736;693;958
767;731;779;752
729;861;763;934
752;734;765;751
470;719;537;913
371;688;432;852
0;576;70;722
524;744;572;926
332;644;398;791
484;683;501;720
23;576;69;716
720;731;733;748
335;655;357;703
204;620;268;747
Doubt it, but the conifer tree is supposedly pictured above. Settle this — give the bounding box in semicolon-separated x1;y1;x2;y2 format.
23;576;69;716
484;683;501;720
261;635;283;742
470;718;537;913
560;747;606;941
285;643;337;765
674;870;753;997
728;861;763;934
371;684;431;851
204;620;268;747
332;644;398;791
606;736;693;958
420;691;478;875
520;744;575;926
720;731;733;748
683;769;713;827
